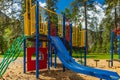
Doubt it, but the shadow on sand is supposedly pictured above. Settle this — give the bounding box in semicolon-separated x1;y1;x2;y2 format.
26;63;85;80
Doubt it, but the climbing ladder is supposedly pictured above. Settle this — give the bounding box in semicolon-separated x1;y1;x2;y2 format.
0;36;25;76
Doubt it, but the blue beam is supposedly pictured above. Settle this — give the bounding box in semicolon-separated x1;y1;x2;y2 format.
48;20;50;69
110;31;114;67
69;23;72;57
84;2;87;66
48;20;50;39
36;0;39;79
84;47;87;66
117;36;120;60
49;21;52;67
23;13;26;74
63;14;66;72
50;44;52;67
48;20;52;69
63;14;66;44
54;50;57;68
23;39;26;73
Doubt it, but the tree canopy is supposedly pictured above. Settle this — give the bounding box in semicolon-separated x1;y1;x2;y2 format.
0;0;120;54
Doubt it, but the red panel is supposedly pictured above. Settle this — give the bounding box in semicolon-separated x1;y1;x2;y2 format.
66;25;70;42
50;23;56;36
27;47;47;71
112;26;120;35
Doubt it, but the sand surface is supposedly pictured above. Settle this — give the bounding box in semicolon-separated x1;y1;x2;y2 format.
0;58;120;80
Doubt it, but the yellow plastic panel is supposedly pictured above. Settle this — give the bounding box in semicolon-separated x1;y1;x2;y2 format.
26;0;28;12
72;27;77;47
24;12;30;36
39;22;44;34
80;30;83;47
76;28;79;47
81;30;85;47
30;5;36;35
72;27;85;47
58;15;63;37
39;22;48;35
79;30;85;47
43;22;48;35
42;42;46;48
58;25;62;37
77;31;80;47
30;0;32;7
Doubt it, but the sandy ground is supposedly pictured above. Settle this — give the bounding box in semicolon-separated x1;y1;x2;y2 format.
0;58;120;80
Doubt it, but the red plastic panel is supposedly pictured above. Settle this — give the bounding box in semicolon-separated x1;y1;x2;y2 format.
27;47;47;71
113;26;120;35
50;23;56;36
66;25;70;42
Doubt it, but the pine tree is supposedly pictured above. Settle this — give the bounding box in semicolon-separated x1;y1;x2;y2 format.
45;0;58;24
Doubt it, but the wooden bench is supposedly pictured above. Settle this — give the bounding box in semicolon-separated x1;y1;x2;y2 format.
94;60;100;67
106;60;112;67
113;59;120;62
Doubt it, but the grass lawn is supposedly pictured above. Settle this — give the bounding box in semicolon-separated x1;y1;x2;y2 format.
72;53;119;59
0;55;3;57
0;52;23;58
87;54;118;59
0;52;119;60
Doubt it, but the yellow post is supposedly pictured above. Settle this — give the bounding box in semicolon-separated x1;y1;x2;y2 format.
42;42;46;48
30;5;36;35
81;31;83;47
83;30;85;47
80;30;85;47
24;13;28;36
26;0;28;12
72;27;76;47
71;28;85;47
30;0;32;7
78;29;81;47
24;0;32;36
44;22;48;35
76;27;78;47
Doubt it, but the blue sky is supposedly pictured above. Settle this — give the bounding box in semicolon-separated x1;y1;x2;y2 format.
38;0;105;28
39;0;73;13
39;0;104;13
56;0;73;13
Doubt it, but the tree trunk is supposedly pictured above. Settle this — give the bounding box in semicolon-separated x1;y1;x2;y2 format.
0;46;4;55
114;7;117;54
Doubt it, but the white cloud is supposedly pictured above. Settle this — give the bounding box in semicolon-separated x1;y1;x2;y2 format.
39;2;46;7
81;5;105;29
1;1;22;19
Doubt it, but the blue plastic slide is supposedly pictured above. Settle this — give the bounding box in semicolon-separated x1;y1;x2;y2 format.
50;36;120;80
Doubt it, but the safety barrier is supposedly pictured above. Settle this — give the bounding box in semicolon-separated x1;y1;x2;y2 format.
23;5;85;47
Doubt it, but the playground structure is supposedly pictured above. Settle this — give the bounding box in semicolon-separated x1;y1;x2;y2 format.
110;27;120;66
23;0;120;79
23;0;86;77
0;0;120;80
23;3;85;48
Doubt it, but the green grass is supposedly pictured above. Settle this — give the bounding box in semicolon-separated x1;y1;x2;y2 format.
72;53;119;59
19;52;24;57
0;55;3;57
87;54;118;59
0;52;23;58
0;52;119;60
